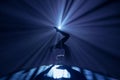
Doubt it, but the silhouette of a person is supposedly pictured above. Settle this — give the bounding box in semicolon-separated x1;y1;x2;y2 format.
53;27;71;61
54;27;70;49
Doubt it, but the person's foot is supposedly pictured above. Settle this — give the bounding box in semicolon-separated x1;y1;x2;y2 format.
54;27;59;31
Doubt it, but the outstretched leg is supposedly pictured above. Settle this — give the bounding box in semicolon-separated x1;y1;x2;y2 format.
54;27;70;48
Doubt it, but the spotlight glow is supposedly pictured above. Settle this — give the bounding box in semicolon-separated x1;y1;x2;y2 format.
57;25;62;30
58;26;62;30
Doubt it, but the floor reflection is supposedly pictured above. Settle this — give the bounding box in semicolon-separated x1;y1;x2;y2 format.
0;65;117;80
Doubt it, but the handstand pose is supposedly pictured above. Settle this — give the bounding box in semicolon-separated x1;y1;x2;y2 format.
53;27;71;61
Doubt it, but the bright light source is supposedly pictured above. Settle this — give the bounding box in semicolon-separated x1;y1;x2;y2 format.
58;25;62;30
47;65;71;79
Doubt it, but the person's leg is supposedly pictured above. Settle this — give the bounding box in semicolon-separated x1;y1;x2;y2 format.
55;35;69;48
63;45;71;59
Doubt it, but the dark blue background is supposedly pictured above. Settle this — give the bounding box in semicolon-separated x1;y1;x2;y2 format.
0;0;120;79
